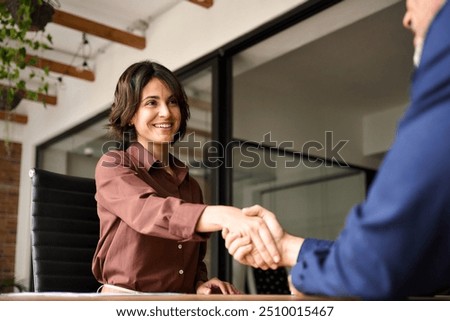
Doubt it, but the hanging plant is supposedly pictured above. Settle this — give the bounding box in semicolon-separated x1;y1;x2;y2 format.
5;0;55;31
0;86;24;110
0;0;54;111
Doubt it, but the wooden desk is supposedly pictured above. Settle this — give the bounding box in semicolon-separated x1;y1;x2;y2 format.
1;292;448;321
0;292;329;301
0;292;340;320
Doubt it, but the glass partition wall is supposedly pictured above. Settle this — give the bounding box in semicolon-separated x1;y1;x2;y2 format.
37;113;109;178
230;143;367;291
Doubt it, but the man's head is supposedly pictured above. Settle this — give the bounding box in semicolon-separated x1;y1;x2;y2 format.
403;0;446;66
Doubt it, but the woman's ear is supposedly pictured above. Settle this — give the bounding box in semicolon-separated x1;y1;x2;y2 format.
129;113;136;127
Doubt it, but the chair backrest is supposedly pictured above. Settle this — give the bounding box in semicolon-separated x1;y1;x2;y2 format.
247;266;291;294
29;168;100;292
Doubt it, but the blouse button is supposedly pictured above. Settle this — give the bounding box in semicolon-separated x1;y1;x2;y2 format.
179;269;184;275
178;244;183;250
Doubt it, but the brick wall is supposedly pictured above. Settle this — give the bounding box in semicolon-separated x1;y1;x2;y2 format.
0;141;22;292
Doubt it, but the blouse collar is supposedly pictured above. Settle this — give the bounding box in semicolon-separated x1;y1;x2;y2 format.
127;142;189;183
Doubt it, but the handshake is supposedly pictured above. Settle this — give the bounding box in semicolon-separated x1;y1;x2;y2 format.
197;204;305;294
220;205;304;271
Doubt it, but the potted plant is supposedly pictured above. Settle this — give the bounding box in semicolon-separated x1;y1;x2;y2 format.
5;0;55;31
0;85;24;110
0;0;54;112
0;277;26;293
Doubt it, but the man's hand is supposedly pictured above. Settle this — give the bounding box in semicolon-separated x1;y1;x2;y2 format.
243;205;284;242
198;205;281;269
223;205;304;269
223;205;285;269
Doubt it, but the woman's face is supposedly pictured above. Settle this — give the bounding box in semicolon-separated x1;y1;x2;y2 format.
131;77;181;150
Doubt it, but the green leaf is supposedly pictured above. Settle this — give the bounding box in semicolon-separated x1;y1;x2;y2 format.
18;47;26;57
17;80;26;90
27;91;38;101
29;57;37;66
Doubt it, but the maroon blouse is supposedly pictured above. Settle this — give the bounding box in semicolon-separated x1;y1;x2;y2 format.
92;142;209;293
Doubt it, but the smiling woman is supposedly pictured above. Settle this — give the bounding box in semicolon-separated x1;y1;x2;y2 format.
92;60;280;295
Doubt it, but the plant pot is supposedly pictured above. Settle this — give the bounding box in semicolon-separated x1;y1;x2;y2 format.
0;88;24;110
6;0;54;31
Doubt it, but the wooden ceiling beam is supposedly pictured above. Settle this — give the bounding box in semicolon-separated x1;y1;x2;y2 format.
25;55;95;82
51;9;146;49
188;0;214;8
36;91;57;106
0;110;28;124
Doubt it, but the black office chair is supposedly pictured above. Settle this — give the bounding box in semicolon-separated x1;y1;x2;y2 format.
247;266;291;294
29;168;101;292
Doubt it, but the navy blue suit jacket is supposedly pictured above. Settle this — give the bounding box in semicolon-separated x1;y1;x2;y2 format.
292;2;450;299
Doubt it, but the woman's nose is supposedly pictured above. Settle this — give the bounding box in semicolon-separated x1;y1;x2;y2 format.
158;103;170;117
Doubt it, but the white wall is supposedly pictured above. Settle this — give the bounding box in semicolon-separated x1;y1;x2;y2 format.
363;105;406;156
11;0;309;289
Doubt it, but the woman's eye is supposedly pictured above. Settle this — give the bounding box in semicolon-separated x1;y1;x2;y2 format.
145;100;157;107
168;98;178;106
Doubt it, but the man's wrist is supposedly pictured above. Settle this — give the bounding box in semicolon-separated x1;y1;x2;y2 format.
280;233;304;266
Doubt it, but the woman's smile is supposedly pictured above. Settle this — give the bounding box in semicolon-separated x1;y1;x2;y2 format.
153;122;174;129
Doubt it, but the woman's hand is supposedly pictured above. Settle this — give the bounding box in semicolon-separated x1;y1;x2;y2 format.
222;205;284;269
223;205;304;269
197;206;281;269
196;278;241;295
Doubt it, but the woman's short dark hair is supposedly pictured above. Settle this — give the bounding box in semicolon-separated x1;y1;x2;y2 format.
108;60;190;145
